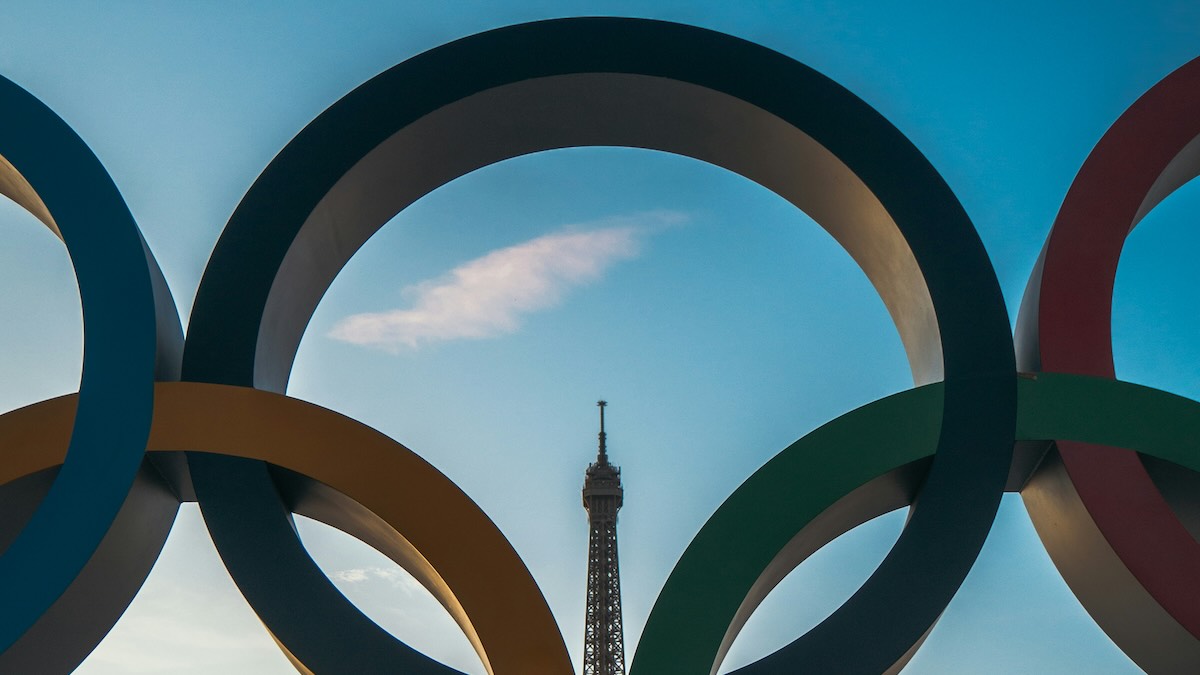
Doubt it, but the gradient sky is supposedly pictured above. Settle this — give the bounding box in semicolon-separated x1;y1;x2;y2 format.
0;2;1198;673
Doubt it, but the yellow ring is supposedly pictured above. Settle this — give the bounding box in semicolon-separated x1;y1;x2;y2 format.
0;382;571;674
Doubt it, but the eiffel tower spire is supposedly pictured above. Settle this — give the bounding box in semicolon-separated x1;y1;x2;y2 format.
582;400;625;675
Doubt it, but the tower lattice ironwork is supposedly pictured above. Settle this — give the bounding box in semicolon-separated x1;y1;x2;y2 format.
582;400;626;675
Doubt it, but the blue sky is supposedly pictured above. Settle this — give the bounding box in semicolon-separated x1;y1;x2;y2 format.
0;1;1198;673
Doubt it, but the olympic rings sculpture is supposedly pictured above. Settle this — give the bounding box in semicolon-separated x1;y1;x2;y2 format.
0;16;1197;674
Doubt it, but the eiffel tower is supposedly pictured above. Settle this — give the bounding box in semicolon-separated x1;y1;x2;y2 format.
582;400;626;675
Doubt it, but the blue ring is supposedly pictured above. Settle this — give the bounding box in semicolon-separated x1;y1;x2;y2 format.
0;76;160;652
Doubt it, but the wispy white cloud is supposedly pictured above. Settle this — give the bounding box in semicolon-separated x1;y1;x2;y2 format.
332;568;371;583
331;565;424;595
329;211;686;351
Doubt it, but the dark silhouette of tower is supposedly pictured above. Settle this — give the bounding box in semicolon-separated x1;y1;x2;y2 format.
582;400;626;675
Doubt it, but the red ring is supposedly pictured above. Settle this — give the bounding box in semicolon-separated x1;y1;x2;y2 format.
1032;56;1200;638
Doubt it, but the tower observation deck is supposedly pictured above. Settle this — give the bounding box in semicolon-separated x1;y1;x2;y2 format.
582;400;626;675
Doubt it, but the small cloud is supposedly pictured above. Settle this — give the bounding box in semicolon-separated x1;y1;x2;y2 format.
331;565;425;595
329;211;686;351
332;568;371;583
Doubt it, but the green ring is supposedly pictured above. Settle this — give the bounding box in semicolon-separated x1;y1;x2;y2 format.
634;372;1200;673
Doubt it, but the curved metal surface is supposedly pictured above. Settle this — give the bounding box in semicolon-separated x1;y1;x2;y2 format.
1015;55;1200;671
636;383;944;674
1;18;1199;674
639;372;1200;673
0;383;567;674
181;17;1013;674
0;463;177;674
0;74;175;662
